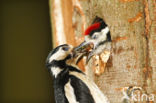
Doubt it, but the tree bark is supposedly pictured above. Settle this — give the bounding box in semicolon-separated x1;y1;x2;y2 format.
49;0;156;102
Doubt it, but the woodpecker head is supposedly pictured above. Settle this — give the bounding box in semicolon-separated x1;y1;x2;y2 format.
84;17;111;40
77;17;112;63
46;44;91;75
46;44;73;64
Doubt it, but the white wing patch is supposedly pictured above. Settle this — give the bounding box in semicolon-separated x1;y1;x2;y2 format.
69;72;110;103
65;80;79;103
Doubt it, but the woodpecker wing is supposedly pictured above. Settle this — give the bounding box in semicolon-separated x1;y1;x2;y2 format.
69;71;110;103
64;80;78;103
65;75;95;103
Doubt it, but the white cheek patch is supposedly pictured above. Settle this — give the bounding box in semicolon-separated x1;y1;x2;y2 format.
49;49;66;62
89;27;109;47
92;32;101;39
93;32;99;37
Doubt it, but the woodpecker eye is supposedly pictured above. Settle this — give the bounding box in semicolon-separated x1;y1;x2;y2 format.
93;35;97;39
62;46;69;51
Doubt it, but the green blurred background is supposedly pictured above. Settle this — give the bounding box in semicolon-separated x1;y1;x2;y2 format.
0;0;55;103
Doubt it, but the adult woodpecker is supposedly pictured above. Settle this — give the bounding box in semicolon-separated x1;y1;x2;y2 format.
78;17;112;62
46;44;109;103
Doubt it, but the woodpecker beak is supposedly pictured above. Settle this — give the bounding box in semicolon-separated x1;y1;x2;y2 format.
72;42;94;64
86;51;94;63
73;42;93;56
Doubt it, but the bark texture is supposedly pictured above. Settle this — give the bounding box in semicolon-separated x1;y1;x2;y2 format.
49;0;156;102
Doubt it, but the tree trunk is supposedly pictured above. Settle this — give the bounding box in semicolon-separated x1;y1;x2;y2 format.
49;0;156;102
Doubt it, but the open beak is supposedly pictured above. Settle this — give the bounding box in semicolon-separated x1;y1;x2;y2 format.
72;42;94;64
86;50;94;63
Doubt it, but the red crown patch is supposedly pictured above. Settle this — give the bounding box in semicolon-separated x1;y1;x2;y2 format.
84;22;101;36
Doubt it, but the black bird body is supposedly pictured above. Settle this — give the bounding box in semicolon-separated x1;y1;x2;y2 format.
46;44;109;103
52;61;95;103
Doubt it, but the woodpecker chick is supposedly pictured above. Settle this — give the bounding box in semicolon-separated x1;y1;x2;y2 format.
46;44;109;103
75;17;112;75
78;17;112;62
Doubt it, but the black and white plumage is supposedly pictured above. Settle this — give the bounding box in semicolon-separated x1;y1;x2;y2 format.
78;17;112;62
46;44;109;103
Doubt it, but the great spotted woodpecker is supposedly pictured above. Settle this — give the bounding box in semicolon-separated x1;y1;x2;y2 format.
76;17;112;75
46;44;109;103
80;17;112;62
